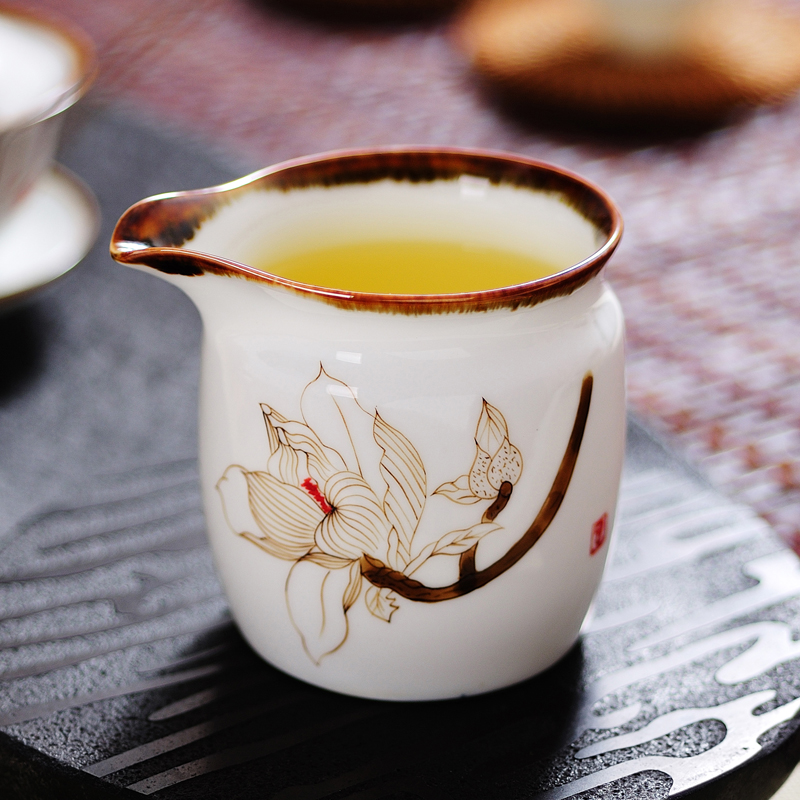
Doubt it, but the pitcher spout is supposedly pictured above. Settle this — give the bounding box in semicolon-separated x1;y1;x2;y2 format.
110;188;234;278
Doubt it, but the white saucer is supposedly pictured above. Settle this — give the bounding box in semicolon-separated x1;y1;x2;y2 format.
0;165;99;304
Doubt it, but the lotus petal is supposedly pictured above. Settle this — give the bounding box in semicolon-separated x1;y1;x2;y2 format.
261;406;308;486
475;400;509;457
316;471;390;561
374;411;426;568
468;447;495;499
217;465;260;536
304;551;354;570
487;437;523;490
262;406;346;486
286;557;354;664
301;367;384;491
244;470;323;560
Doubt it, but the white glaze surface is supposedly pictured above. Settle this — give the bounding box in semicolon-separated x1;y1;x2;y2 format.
0;167;98;300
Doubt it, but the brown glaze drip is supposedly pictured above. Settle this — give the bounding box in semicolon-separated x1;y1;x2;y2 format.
359;372;593;602
117;194;221;251
110;148;622;315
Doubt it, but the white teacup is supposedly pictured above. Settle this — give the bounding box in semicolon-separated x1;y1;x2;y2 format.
111;148;625;701
0;6;95;222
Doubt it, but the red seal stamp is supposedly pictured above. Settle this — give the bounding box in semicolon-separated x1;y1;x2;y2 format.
590;512;608;556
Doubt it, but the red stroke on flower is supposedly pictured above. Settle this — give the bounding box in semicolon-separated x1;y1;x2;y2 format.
301;477;333;515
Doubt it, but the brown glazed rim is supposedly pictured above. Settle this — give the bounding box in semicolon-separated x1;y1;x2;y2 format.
0;3;97;131
110;146;623;315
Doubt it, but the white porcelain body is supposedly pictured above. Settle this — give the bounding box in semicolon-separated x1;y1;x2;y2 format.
112;151;625;700
195;276;623;700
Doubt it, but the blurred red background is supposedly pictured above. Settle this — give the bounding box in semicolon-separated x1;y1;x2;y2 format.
12;0;800;551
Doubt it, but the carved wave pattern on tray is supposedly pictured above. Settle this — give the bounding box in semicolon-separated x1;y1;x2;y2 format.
1;445;800;798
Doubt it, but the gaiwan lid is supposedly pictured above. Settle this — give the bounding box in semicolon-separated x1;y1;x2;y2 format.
0;5;95;131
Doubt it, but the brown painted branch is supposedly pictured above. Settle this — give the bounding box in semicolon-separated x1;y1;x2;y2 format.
482;481;513;524
458;545;478;578
458;481;513;578
360;372;593;602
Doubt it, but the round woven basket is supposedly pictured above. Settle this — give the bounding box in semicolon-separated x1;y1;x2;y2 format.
274;0;464;20
456;0;800;118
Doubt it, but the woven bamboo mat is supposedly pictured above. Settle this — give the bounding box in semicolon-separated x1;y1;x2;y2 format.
14;0;800;548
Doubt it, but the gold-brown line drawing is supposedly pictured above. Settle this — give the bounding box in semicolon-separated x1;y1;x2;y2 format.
217;368;592;662
359;373;593;601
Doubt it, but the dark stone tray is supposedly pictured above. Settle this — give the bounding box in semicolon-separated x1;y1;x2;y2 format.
1;107;800;799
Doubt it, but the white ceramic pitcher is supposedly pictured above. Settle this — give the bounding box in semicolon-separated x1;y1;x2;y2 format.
111;147;625;701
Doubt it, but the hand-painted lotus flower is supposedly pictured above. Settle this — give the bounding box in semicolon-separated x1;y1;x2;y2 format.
433;400;522;504
216;366;525;664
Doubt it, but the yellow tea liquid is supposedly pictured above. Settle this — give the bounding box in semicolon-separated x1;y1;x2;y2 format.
260;240;560;294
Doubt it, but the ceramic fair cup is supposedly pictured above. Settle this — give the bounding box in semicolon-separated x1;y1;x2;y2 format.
110;148;625;701
0;5;95;222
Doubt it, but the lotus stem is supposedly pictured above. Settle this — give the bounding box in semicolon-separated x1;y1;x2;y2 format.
359;372;593;602
458;481;514;579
